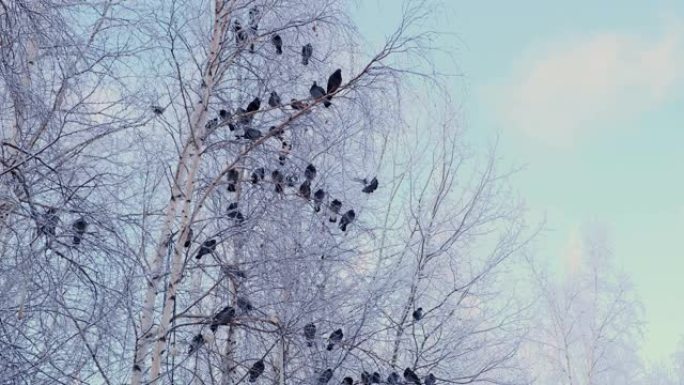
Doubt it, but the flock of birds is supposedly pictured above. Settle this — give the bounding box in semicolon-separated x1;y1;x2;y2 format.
189;303;431;385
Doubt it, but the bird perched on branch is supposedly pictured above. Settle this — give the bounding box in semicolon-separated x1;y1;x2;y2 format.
210;306;235;332
304;322;316;347
227;202;245;222
412;307;423;321
249;359;265;382
291;99;308;111
342;377;354;385
328;199;342;222
361;372;371;385
271;34;283;54
251;167;265;184
362;177;378;194
310;82;330;107
339;209;356;232
151;105;164;115
188;333;205;354
424;374;436;385
318;369;334;385
227;168;240;192
327;328;343;351
242;128;262;140
326;69;342;102
301;43;313;65
387;372;400;385
237;296;253;313
268;91;281;108
404;368;421;385
272;170;284;194
246;97;261;114
299;180;311;199
371;372;381;384
305;164;317;180
72;217;87;245
196;239;217;260
313;189;325;212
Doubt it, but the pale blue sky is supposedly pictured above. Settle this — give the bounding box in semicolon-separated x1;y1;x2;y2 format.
353;0;684;363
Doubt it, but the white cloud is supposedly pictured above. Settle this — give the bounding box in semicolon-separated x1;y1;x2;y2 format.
487;22;684;148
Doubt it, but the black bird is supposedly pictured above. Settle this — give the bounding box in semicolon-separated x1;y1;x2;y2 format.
237;296;253;312
424;374;436;385
246;97;261;114
328;199;342;222
242;128;262;140
313;189;325;212
219;109;230;120
236;107;251;125
361;372;371;385
371;373;381;384
304;322;316;347
342;377;354;385
183;227;193;248
251;167;265;184
403;368;420;385
326;69;342;101
195;239;217;260
339;209;356;232
249;360;265;382
387;372;401;385
299;180;311;199
305;164;316;180
310;82;330;107
412;307;423;322
271;34;283;55
268;91;281;108
210;306;236;332
39;208;59;236
301;43;313;65
290;99;308;110
327;328;343;351
272;170;284;194
234;21;247;46
151;105;164;115
227;202;245;222
362;177;378;194
72;217;87;245
319;369;334;385
188;333;205;354
227;168;239;192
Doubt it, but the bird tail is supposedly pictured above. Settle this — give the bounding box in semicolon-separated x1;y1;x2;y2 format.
276;47;282;55
228;184;236;192
210;323;218;333
340;224;347;232
323;100;331;108
327;343;334;351
302;57;309;65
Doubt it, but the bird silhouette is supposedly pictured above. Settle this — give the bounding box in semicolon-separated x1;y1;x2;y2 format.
249;360;265;382
313;189;325;212
286;174;298;188
327;328;343;350
219;109;230;121
305;164;317;180
339;209;356;232
301;43;313;65
299;180;311;199
183;227;193;248
272;170;284;194
188;333;205;354
326;69;342;102
268;91;281;107
329;199;342;222
242;128;262;140
72;218;87;245
342;377;354;385
210;306;236;332
310;82;330;107
387;372;400;385
251;167;265;184
227;202;245;222
227;168;239;192
412;307;423;321
361;372;371;385
319;369;334;385
246;97;261;114
196;239;217;260
271;34;283;54
237;296;253;313
304;323;316;347
424;374;436;385
362;177;378;194
151;105;164;115
403;368;420;385
371;372;381;384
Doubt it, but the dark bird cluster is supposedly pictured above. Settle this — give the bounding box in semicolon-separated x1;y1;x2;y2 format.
362;177;378;194
227;202;245;223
